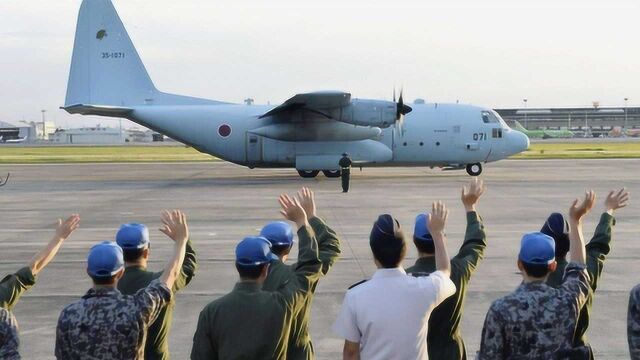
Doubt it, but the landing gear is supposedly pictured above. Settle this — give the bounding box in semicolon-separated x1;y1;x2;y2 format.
297;170;320;178
466;163;482;177
322;170;342;178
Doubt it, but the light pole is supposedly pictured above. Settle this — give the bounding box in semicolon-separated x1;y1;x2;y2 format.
40;110;47;141
624;97;629;130
523;98;528;129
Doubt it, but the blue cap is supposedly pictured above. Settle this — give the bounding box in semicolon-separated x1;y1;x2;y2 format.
87;241;124;278
518;232;555;265
235;236;278;266
413;214;433;242
370;214;403;247
540;212;570;258
116;223;150;250
260;221;294;247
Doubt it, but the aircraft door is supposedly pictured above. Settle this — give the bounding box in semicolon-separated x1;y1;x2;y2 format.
245;133;263;165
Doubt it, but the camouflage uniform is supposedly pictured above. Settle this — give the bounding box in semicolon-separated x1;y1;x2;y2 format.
0;267;37;359
478;263;591;359
262;217;341;360
627;284;640;360
118;239;197;360
0;308;20;360
190;225;322;360
546;213;615;359
406;211;486;360
55;280;171;359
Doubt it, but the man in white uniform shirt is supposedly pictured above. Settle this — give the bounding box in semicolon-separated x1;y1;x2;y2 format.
333;201;456;360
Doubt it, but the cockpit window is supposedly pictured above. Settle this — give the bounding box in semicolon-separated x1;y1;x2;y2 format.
481;110;499;124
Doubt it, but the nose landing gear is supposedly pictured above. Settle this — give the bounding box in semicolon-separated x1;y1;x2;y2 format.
466;163;482;176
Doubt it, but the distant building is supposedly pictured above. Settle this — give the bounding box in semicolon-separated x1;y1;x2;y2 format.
125;128;154;143
0;121;36;142
50;125;125;144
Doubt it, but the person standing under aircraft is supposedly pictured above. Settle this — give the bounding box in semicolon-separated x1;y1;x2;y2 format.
339;153;352;193
542;188;629;358
406;178;487;360
478;192;595;358
333;202;456;360
55;210;190;359
190;193;322;360
261;187;341;360
116;222;198;360
0;215;79;359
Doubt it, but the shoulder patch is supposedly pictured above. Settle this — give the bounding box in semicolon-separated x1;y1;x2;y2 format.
348;279;368;289
409;271;431;278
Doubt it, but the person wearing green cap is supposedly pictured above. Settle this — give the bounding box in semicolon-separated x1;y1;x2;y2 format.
478;192;595;359
542;188;629;359
0;214;79;359
261;187;341;360
116;221;198;360
190;192;323;360
406;178;487;360
55;210;190;360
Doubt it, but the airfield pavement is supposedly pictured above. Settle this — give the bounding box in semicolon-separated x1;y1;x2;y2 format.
1;159;639;359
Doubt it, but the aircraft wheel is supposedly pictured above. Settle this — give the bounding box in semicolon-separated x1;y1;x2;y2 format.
297;170;320;178
322;170;342;178
466;163;482;176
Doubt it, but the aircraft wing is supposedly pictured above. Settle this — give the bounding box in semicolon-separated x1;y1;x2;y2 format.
259;91;351;119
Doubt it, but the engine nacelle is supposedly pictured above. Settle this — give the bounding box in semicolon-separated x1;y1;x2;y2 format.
334;99;397;128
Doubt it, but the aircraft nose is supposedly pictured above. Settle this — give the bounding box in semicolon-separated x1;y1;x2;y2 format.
509;130;530;155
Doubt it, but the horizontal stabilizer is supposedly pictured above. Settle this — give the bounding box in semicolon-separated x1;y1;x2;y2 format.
61;104;133;117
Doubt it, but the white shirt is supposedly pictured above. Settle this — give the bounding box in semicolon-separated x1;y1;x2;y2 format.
332;267;456;360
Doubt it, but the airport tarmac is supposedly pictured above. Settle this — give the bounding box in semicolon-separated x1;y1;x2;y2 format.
0;159;639;359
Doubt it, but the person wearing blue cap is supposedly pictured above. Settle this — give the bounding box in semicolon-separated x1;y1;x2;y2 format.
0;214;79;359
116;221;198;360
479;192;596;359
262;187;341;360
543;188;629;359
191;192;323;360
333;201;456;360
55;210;190;359
405;178;487;360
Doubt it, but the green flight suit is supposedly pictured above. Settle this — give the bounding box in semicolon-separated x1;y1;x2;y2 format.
546;212;615;359
0;267;36;310
190;225;322;360
118;239;197;360
406;211;486;360
262;217;341;360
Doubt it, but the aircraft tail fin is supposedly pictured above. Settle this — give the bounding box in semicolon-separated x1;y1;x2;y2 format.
512;120;528;132
65;0;222;108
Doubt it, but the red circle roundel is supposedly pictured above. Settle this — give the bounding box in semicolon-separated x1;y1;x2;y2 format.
218;124;232;138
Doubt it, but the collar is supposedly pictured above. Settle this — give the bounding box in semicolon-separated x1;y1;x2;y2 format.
125;265;147;272
414;256;436;269
83;287;121;299
233;281;262;293
372;267;406;279
516;280;549;293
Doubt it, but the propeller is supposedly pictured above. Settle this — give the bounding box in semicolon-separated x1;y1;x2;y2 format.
393;88;412;135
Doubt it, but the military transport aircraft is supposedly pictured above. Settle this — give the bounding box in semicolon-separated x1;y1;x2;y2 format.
62;0;529;178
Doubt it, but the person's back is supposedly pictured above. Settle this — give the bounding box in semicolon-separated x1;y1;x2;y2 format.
406;179;487;360
116;223;198;360
0;308;19;360
56;283;170;359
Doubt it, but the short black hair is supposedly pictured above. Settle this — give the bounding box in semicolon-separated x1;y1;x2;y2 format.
413;239;435;254
371;229;406;268
91;275;117;285
123;248;145;262
521;262;551;278
236;263;268;280
271;245;292;257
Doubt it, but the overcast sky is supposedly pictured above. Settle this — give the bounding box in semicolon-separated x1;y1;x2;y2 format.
1;0;638;128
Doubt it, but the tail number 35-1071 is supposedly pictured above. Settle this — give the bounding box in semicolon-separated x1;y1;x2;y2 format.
473;133;487;141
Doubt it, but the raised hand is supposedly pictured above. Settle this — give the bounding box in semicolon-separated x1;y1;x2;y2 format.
569;190;596;224
297;187;317;219
159;210;189;243
279;193;308;228
427;201;449;236
605;188;630;214
461;178;486;211
55;214;80;240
